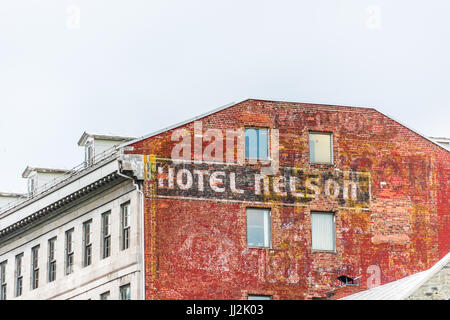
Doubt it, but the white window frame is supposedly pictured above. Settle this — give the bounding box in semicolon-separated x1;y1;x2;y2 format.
83;220;92;267
245;127;270;161
102;211;111;259
85;142;94;166
15;253;23;297
248;295;273;300
119;284;131;300
31;245;39;290
308;131;333;165
310;211;336;252
121;202;131;251
48;237;57;282
246;208;272;249
65;229;74;275
1;260;7;300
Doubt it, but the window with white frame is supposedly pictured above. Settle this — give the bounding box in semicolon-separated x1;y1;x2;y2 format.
309;132;333;164
100;291;110;300
31;245;39;290
102;211;111;259
246;208;271;248
85;142;94;166
248;295;273;300
311;212;336;252
121;202;130;250
245;128;269;160
48;237;57;282
0;261;7;300
119;284;131;300
83;220;92;267
15;253;23;297
28;175;37;196
65;229;74;275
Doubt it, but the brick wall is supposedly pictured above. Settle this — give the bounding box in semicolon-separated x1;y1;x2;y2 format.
127;99;450;299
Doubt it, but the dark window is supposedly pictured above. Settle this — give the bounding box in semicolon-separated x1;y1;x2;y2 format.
83;220;92;267
119;284;131;300
15;253;23;296
65;229;74;275
102;212;111;259
0;261;7;300
31;246;39;289
121;203;130;250
48;238;57;282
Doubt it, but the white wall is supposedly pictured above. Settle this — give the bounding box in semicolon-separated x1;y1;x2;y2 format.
0;179;142;300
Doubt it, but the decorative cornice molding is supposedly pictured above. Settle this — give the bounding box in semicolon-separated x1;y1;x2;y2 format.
0;172;123;239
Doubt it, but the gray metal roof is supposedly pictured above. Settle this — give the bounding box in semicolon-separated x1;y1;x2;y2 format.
341;252;450;300
77;131;136;146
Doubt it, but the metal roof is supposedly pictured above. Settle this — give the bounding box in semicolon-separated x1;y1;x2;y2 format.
22;166;72;178
341;252;450;300
77;131;136;146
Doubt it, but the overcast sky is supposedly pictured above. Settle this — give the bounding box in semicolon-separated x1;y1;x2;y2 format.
0;0;449;193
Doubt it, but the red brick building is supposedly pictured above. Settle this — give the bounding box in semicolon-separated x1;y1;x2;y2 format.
120;99;449;299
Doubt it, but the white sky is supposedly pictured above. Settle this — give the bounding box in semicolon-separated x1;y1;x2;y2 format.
0;0;449;193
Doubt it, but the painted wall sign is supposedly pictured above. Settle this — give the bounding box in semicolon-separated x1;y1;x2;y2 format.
148;159;371;207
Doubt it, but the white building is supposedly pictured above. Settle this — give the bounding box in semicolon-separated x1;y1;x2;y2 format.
428;137;450;151
0;132;144;300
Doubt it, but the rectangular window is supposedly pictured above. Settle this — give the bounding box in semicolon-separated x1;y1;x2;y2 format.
248;295;273;300
309;132;333;164
245;128;269;160
246;208;271;248
119;284;131;300
31;245;39;290
65;229;74;275
311;212;336;252
121;203;130;250
48;237;57;282
102;211;111;259
83;220;92;267
0;261;7;300
85;143;94;166
15;253;23;297
100;291;110;300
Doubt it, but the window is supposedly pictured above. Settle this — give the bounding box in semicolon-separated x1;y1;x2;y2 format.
246;208;271;248
119;284;131;300
65;229;74;275
31;245;39;289
309;132;333;164
0;261;6;300
48;238;57;282
100;291;110;300
28;175;36;196
248;295;273;300
85;143;94;166
15;253;23;297
245;128;269;160
311;212;336;252
121;203;130;250
102;211;111;259
83;220;92;267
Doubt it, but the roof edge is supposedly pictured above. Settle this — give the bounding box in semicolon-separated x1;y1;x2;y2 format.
117;99;248;149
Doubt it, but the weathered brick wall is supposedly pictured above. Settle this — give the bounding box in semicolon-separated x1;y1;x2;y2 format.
127;99;450;299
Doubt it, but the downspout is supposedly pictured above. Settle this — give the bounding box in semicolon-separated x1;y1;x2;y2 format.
116;161;146;301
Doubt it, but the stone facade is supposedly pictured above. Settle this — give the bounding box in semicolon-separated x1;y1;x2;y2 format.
407;261;450;300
